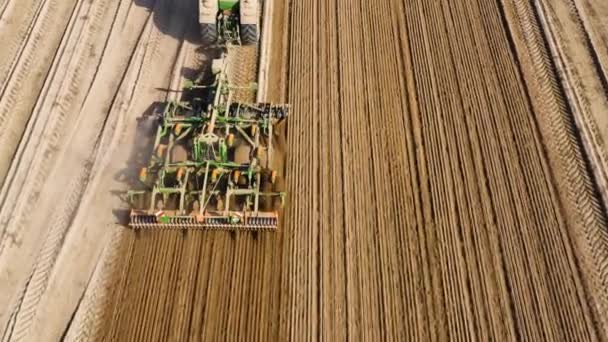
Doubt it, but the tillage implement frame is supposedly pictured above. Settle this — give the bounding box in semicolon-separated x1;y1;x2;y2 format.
128;57;288;230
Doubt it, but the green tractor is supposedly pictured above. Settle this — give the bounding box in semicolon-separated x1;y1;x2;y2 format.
199;0;259;45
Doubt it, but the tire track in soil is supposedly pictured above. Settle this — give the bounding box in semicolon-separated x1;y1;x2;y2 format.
69;0;198;336
0;0;48;88
0;0;103;241
537;0;608;223
97;0;608;339
0;0;117;330
0;0;85;221
501;0;608;333
4;0;124;337
0;0;79;189
475;1;596;338
61;5;189;339
0;0;193;338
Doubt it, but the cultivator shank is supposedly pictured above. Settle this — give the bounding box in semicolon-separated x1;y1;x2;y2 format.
129;212;279;230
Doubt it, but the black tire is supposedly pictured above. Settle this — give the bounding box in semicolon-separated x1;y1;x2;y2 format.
240;24;258;45
201;23;218;45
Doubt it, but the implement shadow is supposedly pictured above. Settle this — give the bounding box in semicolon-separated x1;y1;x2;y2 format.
112;0;222;222
112;102;163;225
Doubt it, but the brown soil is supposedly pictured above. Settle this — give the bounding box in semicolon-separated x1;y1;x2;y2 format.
1;0;607;340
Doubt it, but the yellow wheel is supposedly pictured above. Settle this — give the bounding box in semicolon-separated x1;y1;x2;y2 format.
139;167;148;182
155;144;167;158
174;124;183;135
226;133;235;147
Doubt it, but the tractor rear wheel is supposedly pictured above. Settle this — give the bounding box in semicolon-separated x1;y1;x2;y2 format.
240;24;258;45
201;23;218;45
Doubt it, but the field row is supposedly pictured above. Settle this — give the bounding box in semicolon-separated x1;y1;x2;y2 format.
94;0;608;340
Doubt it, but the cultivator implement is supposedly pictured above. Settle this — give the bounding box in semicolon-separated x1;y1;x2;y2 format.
128;56;288;231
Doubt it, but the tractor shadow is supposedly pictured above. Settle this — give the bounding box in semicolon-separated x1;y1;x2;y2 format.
132;0;229;57
132;0;200;43
133;0;243;91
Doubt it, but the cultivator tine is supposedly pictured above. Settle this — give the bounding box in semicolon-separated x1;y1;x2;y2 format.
129;214;278;231
203;216;278;230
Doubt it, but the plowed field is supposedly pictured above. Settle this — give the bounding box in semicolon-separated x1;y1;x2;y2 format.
1;0;607;340
94;0;608;340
